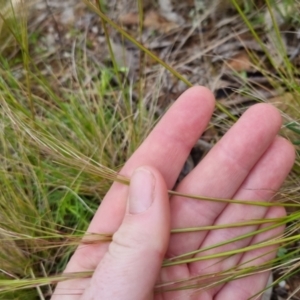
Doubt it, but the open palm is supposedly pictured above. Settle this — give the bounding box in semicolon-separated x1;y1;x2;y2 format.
52;87;294;300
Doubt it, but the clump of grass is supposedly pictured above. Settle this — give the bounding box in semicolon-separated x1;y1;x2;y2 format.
0;1;162;298
1;0;300;299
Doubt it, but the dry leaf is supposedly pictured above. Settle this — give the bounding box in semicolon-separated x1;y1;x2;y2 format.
144;10;178;33
119;10;178;33
119;12;139;26
226;51;253;72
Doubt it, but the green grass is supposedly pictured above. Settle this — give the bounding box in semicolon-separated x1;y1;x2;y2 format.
0;0;300;298
0;2;161;297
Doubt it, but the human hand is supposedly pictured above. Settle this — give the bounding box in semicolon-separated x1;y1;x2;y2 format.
52;86;295;300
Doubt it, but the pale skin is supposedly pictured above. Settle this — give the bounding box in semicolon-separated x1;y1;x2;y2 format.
52;86;295;300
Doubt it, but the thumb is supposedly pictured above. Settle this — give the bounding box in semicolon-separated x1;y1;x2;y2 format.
81;166;171;300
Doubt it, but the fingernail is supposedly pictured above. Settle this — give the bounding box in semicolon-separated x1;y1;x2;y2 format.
129;168;155;214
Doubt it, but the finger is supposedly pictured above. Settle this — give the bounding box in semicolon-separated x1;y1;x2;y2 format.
167;104;282;258
188;137;294;294
215;206;286;300
80;166;170;300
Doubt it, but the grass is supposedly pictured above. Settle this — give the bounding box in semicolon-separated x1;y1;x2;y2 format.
0;2;161;297
0;0;300;298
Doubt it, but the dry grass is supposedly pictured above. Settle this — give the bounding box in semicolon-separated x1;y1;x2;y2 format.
0;0;300;298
